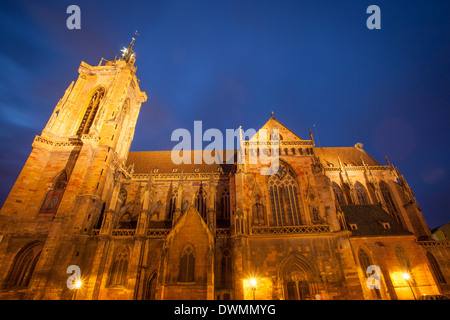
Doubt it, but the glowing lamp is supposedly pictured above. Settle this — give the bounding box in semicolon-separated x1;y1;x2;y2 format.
74;280;83;289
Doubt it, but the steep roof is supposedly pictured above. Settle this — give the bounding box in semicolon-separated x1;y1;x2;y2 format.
341;205;412;237
257;116;306;141
126;150;236;174
314;147;381;167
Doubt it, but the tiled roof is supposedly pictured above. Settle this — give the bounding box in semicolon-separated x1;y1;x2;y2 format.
341;205;412;237
126;150;236;174
314;147;381;167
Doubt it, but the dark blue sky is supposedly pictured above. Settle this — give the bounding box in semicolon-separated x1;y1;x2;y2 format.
0;0;449;229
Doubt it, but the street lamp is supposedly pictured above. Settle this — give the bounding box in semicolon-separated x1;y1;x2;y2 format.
402;273;416;300
250;278;257;300
72;279;83;300
74;280;83;289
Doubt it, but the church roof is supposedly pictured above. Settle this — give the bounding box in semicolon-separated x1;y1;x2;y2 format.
340;205;412;237
258;116;306;141
126;150;236;174
314;147;381;168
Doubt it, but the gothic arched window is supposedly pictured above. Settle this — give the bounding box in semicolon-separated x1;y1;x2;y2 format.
168;190;177;220
178;244;195;283
77;87;105;135
39;170;68;215
195;186;207;221
426;252;446;284
358;248;371;274
332;182;346;206
379;181;401;224
358;248;382;299
268;163;301;226
108;246;129;286
221;190;230;219
144;272;157;300
4;242;42;289
395;246;411;274
355;182;370;205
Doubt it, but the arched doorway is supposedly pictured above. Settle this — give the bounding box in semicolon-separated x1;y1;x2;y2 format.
143;272;157;300
279;253;320;300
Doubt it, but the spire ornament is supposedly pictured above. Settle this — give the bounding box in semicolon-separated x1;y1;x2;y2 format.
120;31;140;62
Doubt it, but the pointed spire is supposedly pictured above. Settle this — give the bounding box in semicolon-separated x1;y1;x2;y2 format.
209;169;214;184
146;171;154;190
338;156;344;170
309;128;315;146
385;155;391;167
120;31;139;62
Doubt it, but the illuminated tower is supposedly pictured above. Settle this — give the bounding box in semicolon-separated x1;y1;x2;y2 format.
0;40;146;299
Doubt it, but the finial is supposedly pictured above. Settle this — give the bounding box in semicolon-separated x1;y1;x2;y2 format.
120;31;140;62
271;111;274;118
385;155;391;167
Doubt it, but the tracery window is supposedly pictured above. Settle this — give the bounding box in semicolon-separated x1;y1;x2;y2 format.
39;170;68;215
332;182;346;206
220;190;230;219
358;248;382;299
355;182;370;205
178;244;195;283
427;252;446;284
358;248;371;273
168;190;177;220
395;246;411;274
268;163;301;226
379;181;401;224
77;87;105;135
4;242;42;289
108;246;129;286
195;186;207;221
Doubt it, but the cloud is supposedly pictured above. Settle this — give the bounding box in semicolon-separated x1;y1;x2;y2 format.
420;166;445;184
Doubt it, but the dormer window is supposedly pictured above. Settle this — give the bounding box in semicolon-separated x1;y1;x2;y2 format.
349;223;358;230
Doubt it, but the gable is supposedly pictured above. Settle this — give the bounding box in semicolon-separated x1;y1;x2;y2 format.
166;206;214;248
253;116;306;142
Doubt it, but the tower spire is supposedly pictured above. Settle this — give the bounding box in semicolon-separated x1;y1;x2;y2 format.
120;31;140;62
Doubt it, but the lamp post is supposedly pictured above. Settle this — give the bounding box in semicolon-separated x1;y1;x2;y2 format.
250;278;257;300
402;273;416;300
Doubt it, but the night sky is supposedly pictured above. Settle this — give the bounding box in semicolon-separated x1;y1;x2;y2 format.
0;0;449;229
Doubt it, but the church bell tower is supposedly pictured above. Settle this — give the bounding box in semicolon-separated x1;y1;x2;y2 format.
0;39;146;299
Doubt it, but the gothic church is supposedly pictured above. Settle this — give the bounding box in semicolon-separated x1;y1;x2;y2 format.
0;45;448;300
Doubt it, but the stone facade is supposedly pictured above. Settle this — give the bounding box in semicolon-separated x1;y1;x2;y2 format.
0;52;448;300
